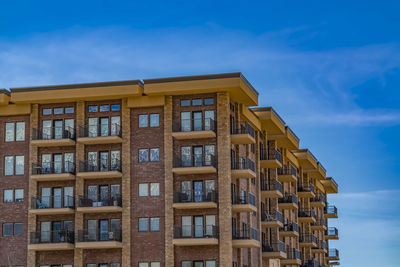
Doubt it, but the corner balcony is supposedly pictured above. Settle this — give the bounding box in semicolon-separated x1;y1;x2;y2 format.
277;165;298;183
77;160;122;179
29;196;75;215
76;229;122;249
231;158;256;179
310;194;326;208
262;241;287;259
298;209;317;223
172;156;217;175
173;225;219;246
300;259;319;267
325;227;339;240
230;123;256;144
31;127;75;147
261;210;284;228
77;195;122;213
173;191;217;209
232;227;260;248
299;234;318;247
28;230;74;251
31;161;75;181
298;183;316;198
324;205;338;219
278;193;298;210
279;222;299;237
322;177;339;194
232;192;257;213
260;148;282;168
77;124;122;144
261;179;283;198
327;248;340;261
311;218;327;231
172;118;216;140
292;149;318;172
281;248;302;265
272;126;299;150
312;240;327;253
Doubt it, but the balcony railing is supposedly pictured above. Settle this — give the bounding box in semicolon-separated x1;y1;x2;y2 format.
299;209;316;219
232;192;257;207
299;234;317;244
260;148;282;162
311;194;325;203
298;183;315;194
231;157;256;172
325;205;338;215
280;222;299;233
173;155;216;168
78;195;122;208
78;123;121;138
311;218;326;228
232;227;259;241
278;165;297;177
173;190;217;203
286;248;301;260
262;240;286;253
77;229;122;242
261;210;283;224
231;122;255;138
32;126;75;140
278;193;298;205
172;118;216;132
326;227;339;236
32;161;75;175
78;159;121;172
31;196;74;209
261;180;283;193
315;240;327;250
30;230;74;244
301;259;318;267
328;249;339;258
173;225;218;238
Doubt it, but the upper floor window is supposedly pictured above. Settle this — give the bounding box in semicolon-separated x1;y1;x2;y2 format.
182;261;216;267
5;122;25;142
41;153;74;174
88;104;120;113
41;119;75;139
138;148;160;163
138;183;160;197
138;113;159;128
180;97;214;107
3;188;24;203
87;116;120;137
87;150;121;171
139;262;161;267
42;107;74;115
2;222;23;237
180;145;215;167
4;155;24;176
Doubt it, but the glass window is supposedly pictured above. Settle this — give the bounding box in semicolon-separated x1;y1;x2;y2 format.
54;120;63;139
111;116;121;136
150;217;160;231
100;104;110;112
181;112;191;132
204;98;214;105
204;110;215;131
88;105;98;112
192;99;202;106
16;122;25;141
4;189;13;202
42;120;52;140
150;148;159;162
150;183;160;196
4;156;14;175
87;265;96;267
180;99;190;106
138;218;148;232
65;107;74;114
15;156;24;175
111;104;121;111
205;145;215;166
193;111;202;131
42;108;52;115
64;153;74;173
54;107;63;114
13;223;23;236
64;119;74;138
150;114;159;127
139;114;148;128
110;263;120;267
181;262;191;267
139;264;149;267
181;146;191;167
88;151;98;171
2;223;12;236
139;149;149;162
181;181;191;201
5;122;14;142
193;146;203;167
194;262;204;267
181;216;192;237
87;220;97;241
88;118;98;137
150;263;160;267
111;150;120;170
15;189;24;202
205;261;216;267
99;151;109;171
111;184;121;199
100;117;109;136
138;183;148;197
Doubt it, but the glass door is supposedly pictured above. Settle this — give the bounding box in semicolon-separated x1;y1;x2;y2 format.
180;112;191;132
88;151;98;171
193;181;203;202
41;154;52;174
181;146;191;167
111;116;120;136
88;117;98;137
193;146;203;167
54;120;63;139
88;185;98;206
100;117;109;136
193;111;202;131
181;216;192;237
53;154;62;173
42;120;52;139
87;220;97;241
205;215;216;237
52;221;61;242
111;184;121;205
205;180;215;201
110;150;120;170
64;119;74;138
64;187;73;208
204;145;214;166
100;219;109;241
194;216;204;238
40;221;50;243
100;185;109;206
204;110;214;131
53;188;62;208
110;219;120;240
64;153;74;173
41;187;51;208
100;151;109;171
181;181;191;202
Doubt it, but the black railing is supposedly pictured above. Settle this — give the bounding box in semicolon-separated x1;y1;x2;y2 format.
326;227;338;236
231;122;255;138
280;222;299;233
78;123;121;138
261;210;283;224
286;248;301;260
231;157;255;172
278;193;298;205
173;154;216;168
315;240;327;250
77;229;122;242
325;205;338;215
311;218;326;228
261;180;282;193
298;183;315;194
32;126;75;140
262;241;285;253
260;148;282;163
30;230;74;244
78;195;122;208
278;165;297;177
301;259;318;267
299;234;317;244
232;192;256;207
328;248;339;258
32;161;75;175
172;118;216;132
232;227;259;241
78;159;121;172
299;209;316;219
311;194;325;204
173;225;218;238
31;196;74;209
173;190;217;203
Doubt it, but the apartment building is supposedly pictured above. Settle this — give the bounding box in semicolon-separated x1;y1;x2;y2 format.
0;73;339;267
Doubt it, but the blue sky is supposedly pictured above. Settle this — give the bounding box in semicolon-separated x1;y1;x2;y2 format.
1;0;400;266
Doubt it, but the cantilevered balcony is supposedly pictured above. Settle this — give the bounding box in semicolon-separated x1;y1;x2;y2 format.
279;222;299;237
261;210;284;228
232;227;260;248
31;161;75;181
173;190;218;209
77;160;122;179
262;241;286;259
322;177;339;194
299;234;318;247
310;194;326;207
311;218;327;231
230;123;256;144
28;230;74;251
298;209;316;223
261;179;283;198
30;196;74;215
231;157;256;179
300;259;318;267
281;248;302;265
260;148;282;168
232;192;257;213
277;165;298;183
173;225;218;246
278;193;298;209
324;205;338;219
77;123;122;144
77;195;122;213
325;227;339;240
172;118;216;140
298;183;316;198
312;240;327;253
31;127;75;147
327;249;340;261
172;155;217;175
76;229;122;249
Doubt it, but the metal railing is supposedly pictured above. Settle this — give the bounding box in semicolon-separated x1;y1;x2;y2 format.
328;248;339;258
301;259;318;267
31;196;74;209
232;192;256;207
278;165;297;177
231;122;255;138
286;248;301;260
278;193;298;205
173;154;216;168
326;227;338;236
280;222;299;233
299;209;316;219
30;230;74;244
262;241;285;253
32;161;75;175
77;229;122;242
261;180;282;193
172;118;216;132
78;159;121;172
232;227;259;241
32;126;75;140
173;190;217;203
78;195;122;208
173;225;218;238
311;218;326;228
231;157;255;172
78;123;121;138
325;205;338;215
260;148;282;162
299;234;317;244
315;240;327;250
311;194;325;203
261;210;283;224
298;183;315;194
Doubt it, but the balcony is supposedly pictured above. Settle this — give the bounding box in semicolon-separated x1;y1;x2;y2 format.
312;240;327;253
281;248;302;265
301;259;318;267
77;124;122;144
31;127;75;147
231;158;256;179
31;161;75;181
172;118;216;140
298;183;316;198
29;196;74;215
76;229;122;249
322;177;339;194
299;234;318;247
324;205;338;219
298;209;316;223
173;191;217;209
260;148;282;168
232;192;257;213
277;165;297;183
271;126;300;150
77;195;122;213
77;160;122;179
173;225;218;246
252;107;286;135
311;219;327;231
278;193;298;210
292;149;318;171
262;241;286;259
327;249;340;261
261;180;283;198
28;230;74;251
279;222;299;237
310;194;326;208
230;123;256;144
261;210;284;228
172;155;217;175
325;227;339;240
232;227;260;248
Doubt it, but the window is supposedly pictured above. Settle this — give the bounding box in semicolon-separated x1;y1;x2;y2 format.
87;264;97;267
138;218;148;232
15;189;24;202
13;223;23;236
192;99;202;106
15;122;25;141
182;262;191;267
15;156;24;175
111;104;121;111
138;183;149;197
5;122;14;142
205;261;216;267
150;217;160;231
2;223;12;236
150;114;159;127
150;263;160;267
139;262;160;267
110;264;120;267
88;105;98;112
150;183;160;196
100;104;110;112
204;98;214;105
65;107;74;114
4;156;14;175
3;189;13;202
42;108;52;115
139;114;148;128
180;99;190;106
138;149;149;162
139;264;148;267
150;148;159;162
54;107;63;114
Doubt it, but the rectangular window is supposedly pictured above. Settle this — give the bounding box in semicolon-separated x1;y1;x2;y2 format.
13;223;23;236
42;108;52;115
139;149;149;162
5;122;14;142
4;189;13;202
111;104;121;111
100;117;109;136
15;156;24;175
139;114;148;128
54;107;63;114
87;265;96;267
15;189;24;202
111;116;121;136
181;146;191;167
110;263;120;267
151;263;160;267
138;218;148;232
2;223;12;236
205;261;216;267
100;104;110;112
182;262;191;267
4;156;14;176
181;112;191;132
181;216;192;237
138;183;149;197
139;264;149;267
150;114;159;127
192;99;202;106
65;107;74;114
16;122;25;141
150;183;160;196
88;105;98;112
150;148;159;162
150;217;160;232
180;99;190;106
204;98;214;105
65;119;74;138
